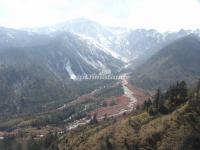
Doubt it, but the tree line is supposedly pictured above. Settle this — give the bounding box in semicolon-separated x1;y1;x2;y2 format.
139;80;200;115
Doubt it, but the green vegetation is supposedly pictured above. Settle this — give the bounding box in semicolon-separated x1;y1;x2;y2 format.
0;132;59;150
0;77;114;120
0;80;121;132
0;80;200;150
94;85;124;99
57;80;200;150
142;80;188;115
0;98;97;130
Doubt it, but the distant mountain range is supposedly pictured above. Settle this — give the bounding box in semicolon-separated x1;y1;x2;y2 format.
0;18;200;116
130;35;200;89
0;27;124;79
2;18;200;68
22;18;200;67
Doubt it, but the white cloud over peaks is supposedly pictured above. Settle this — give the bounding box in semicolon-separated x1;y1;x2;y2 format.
0;0;200;31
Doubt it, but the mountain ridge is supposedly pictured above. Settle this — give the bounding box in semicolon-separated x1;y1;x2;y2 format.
130;34;200;90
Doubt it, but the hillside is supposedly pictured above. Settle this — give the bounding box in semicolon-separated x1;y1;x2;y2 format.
0;29;123;118
0;80;199;150
130;35;200;90
58;104;200;150
57;82;200;150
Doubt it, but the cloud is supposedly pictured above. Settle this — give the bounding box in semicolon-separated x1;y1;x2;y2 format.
116;0;200;31
0;0;200;31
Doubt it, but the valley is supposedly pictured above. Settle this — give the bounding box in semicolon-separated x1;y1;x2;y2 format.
0;74;148;136
0;17;200;150
66;75;148;130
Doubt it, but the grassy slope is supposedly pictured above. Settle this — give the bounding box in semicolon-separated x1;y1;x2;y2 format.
59;99;200;150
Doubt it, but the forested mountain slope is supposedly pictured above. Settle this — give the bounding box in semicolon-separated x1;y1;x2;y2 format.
131;35;200;90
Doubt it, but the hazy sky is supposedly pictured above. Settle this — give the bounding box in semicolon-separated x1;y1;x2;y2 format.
0;0;200;31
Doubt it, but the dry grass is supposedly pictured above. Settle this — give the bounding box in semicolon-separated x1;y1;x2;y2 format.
59;101;200;150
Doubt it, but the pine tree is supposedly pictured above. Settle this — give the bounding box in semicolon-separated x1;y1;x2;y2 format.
143;100;147;110
168;81;188;110
148;107;155;116
196;79;200;99
136;104;140;110
158;99;168;114
169;84;176;102
146;98;152;111
154;88;161;109
179;81;187;101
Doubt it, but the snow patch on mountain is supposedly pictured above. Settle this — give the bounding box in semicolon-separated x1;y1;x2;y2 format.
6;33;15;39
75;33;128;62
65;60;76;80
77;52;99;69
